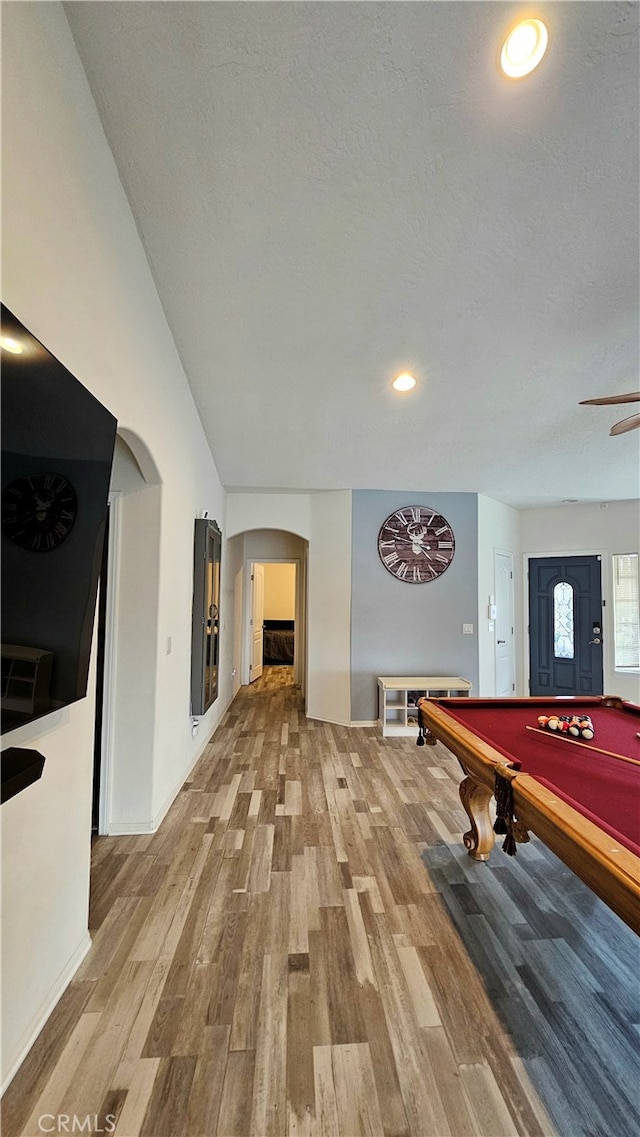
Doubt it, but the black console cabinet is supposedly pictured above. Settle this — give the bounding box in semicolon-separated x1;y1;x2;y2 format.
1;747;46;804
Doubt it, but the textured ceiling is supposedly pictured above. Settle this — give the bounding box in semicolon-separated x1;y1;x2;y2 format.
65;1;639;507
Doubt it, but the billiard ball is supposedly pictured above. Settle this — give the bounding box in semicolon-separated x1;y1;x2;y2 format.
577;715;594;739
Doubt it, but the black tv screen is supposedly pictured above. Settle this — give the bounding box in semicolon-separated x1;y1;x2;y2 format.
1;305;117;733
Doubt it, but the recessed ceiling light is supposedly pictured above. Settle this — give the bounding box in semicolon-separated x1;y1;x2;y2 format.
500;18;549;79
0;335;24;354
392;373;416;392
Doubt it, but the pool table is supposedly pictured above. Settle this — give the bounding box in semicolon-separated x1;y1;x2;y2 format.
416;695;640;934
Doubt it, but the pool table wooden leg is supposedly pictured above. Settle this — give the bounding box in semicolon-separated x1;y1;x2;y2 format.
459;772;495;861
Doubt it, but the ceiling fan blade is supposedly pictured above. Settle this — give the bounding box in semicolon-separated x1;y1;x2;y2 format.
580;392;640;406
609;413;640;436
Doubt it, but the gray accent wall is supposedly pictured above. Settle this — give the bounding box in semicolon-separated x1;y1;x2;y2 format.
350;491;479;722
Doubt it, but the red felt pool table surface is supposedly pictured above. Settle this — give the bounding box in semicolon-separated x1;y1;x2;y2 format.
436;697;640;857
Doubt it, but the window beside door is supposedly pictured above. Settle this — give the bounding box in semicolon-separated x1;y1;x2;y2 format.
613;554;639;670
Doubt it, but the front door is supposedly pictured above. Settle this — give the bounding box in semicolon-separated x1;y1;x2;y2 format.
529;555;603;696
250;562;264;682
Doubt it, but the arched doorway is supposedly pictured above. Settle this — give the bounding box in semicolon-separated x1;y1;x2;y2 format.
232;528;308;701
94;430;163;834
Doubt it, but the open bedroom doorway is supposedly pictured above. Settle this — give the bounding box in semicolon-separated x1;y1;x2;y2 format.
249;561;297;680
239;528;307;699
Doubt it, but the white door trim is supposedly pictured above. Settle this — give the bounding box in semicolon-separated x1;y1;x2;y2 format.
250;562;265;683
522;548;609;698
242;557;301;685
494;549;515;697
98;491;122;835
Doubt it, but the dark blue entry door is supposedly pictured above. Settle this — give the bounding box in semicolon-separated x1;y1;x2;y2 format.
529;555;603;696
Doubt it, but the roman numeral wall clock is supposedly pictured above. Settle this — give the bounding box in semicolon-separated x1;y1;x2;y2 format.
1;473;77;551
377;505;455;583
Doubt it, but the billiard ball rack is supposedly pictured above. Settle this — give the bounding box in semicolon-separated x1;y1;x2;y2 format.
536;712;595;739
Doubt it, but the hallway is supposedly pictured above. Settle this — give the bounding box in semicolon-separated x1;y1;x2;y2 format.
3;669;638;1137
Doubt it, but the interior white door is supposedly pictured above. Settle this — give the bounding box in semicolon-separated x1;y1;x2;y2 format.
250;562;265;682
495;550;516;696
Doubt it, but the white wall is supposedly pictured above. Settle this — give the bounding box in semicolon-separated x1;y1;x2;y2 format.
308;492;353;724
110;435;146;494
108;483;161;830
477;495;521;696
244;530;306;560
263;563;296;619
1;3;230;1087
520;500;640;702
0;690;95;1093
227;492;311;540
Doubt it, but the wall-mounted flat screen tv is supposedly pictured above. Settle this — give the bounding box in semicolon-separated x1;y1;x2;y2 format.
1;305;117;734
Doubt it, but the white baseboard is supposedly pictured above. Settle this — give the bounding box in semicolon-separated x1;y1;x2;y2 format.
304;712;379;729
304;712;350;726
2;931;92;1093
108;818;157;835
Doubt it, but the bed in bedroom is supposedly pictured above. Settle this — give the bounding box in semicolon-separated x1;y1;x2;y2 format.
263;619;295;665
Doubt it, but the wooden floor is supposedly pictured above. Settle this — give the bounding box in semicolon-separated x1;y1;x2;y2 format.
3;668;639;1137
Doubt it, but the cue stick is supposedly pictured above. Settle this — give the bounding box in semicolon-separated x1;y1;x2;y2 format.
525;726;640;768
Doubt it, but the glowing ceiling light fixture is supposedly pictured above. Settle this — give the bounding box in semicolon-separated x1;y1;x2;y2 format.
392;372;416;392
500;18;549;79
0;335;24;354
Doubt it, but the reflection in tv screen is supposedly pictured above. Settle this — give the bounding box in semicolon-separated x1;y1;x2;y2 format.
1;305;117;733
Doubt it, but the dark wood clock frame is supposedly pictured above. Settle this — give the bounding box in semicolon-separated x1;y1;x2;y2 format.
378;505;455;583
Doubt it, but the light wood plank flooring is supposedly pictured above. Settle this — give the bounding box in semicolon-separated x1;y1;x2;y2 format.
3;668;639;1137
